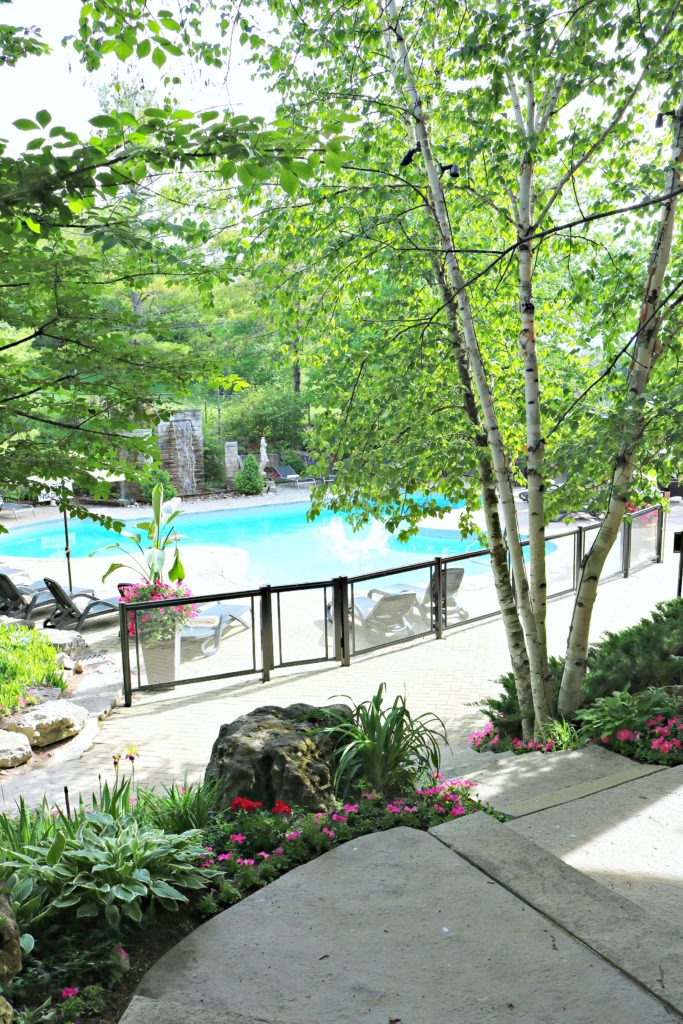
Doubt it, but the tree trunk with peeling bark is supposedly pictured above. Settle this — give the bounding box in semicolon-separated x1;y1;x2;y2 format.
558;102;683;717
384;0;551;729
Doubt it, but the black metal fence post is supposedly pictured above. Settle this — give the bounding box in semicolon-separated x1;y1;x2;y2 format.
260;585;274;682
656;505;666;563
339;576;351;665
119;604;133;707
573;527;584;592
434;557;444;639
623;518;632;577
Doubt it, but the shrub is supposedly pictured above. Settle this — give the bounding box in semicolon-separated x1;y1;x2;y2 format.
576;689;683;765
220;384;307;451
203;438;227;489
0;625;65;716
139;468;177;503
233;454;264;495
312;683;448;796
476;600;683;738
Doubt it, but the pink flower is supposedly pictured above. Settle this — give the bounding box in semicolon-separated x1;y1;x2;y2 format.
361;791;379;800
236;857;255;866
331;813;348;823
257;851;271;860
343;803;358;813
217;852;232;861
273;847;284;857
451;806;465;817
230;833;246;844
285;831;302;841
615;729;635;742
61;988;79;999
200;859;215;867
322;827;335;838
114;946;130;972
434;804;447;814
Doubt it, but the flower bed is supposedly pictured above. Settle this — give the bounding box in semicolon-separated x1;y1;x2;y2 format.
2;775;481;1023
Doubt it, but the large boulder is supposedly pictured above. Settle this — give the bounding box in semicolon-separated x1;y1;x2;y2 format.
3;700;88;748
0;895;22;984
205;703;351;812
0;996;13;1023
0;732;31;769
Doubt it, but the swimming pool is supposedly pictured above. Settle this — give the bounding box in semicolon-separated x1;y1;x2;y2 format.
0;501;487;587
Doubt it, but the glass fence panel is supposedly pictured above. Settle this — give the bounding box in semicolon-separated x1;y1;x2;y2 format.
443;552;499;625
274;586;333;666
350;567;434;654
597;525;624;579
127;594;259;692
630;509;659;568
545;534;576;597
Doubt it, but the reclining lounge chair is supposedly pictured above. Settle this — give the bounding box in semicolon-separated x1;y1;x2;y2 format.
181;602;252;657
368;566;469;625
42;578;119;630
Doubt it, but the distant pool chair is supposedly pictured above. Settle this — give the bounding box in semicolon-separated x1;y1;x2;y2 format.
42;578;119;630
352;590;421;642
181;602;252;658
273;464;302;488
0;497;35;520
368;566;469;625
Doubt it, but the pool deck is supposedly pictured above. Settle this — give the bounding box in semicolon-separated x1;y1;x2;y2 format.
0;493;680;811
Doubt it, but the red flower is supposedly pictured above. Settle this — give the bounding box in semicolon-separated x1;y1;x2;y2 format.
271;799;292;814
230;797;264;812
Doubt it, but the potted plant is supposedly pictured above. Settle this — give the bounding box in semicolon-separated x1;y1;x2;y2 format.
119;579;197;685
95;483;196;684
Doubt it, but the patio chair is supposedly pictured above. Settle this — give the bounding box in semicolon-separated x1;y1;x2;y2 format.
0;497;35;520
42;578;119;630
273;464;302;488
0;573;56;622
352;590;420;641
368;566;469;624
181;601;252;657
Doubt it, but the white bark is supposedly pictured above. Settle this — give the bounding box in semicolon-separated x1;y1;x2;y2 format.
558;102;683;717
384;0;550;726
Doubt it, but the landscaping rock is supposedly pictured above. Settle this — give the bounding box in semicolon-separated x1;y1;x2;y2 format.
205;703;351;812
0;996;13;1024
0;732;31;769
0;895;22;984
4;700;89;748
55;652;75;671
39;628;87;658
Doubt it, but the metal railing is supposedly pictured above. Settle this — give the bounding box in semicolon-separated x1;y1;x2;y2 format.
119;504;666;705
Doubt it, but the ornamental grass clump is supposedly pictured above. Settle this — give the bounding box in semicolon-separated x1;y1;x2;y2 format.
310;683;448;797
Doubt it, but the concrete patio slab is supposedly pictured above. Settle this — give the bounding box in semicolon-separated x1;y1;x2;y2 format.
124;826;679;1024
507;763;683;923
440;745;665;817
433;813;683;1015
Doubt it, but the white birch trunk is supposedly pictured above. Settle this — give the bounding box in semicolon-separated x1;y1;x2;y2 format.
385;0;550;727
558;102;683;717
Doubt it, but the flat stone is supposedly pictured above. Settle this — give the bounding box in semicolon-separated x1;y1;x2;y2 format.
506;764;683;924
133;827;676;1024
3;699;88;748
39;629;87;657
0;732;31;768
122;998;275;1024
432;813;683;1015
446;746;664;818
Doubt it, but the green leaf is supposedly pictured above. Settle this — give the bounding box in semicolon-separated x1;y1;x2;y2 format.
236;164;254;187
90;114;119;129
105;903;120;927
35;109;51;128
324;151;344;173
279;167;299;196
137;38;151;58
76;902;99;919
19;933;34;956
45;831;66;867
14;119;37;131
152;46;167;68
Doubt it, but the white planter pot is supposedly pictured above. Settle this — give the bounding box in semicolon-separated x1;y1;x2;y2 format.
141;633;181;686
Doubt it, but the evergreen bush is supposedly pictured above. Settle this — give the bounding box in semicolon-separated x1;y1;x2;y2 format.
233;455;264;495
139;468;177;503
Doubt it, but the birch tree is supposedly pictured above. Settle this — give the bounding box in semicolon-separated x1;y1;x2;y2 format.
212;0;683;732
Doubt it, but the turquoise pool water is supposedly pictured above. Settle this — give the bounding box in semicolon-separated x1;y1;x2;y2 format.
0;501;488;586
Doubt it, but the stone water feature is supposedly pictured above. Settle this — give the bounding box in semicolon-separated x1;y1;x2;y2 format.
224;441;242;489
156;410;205;496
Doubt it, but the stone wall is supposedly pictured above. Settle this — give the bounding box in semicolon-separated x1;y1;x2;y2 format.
156;410;205;496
